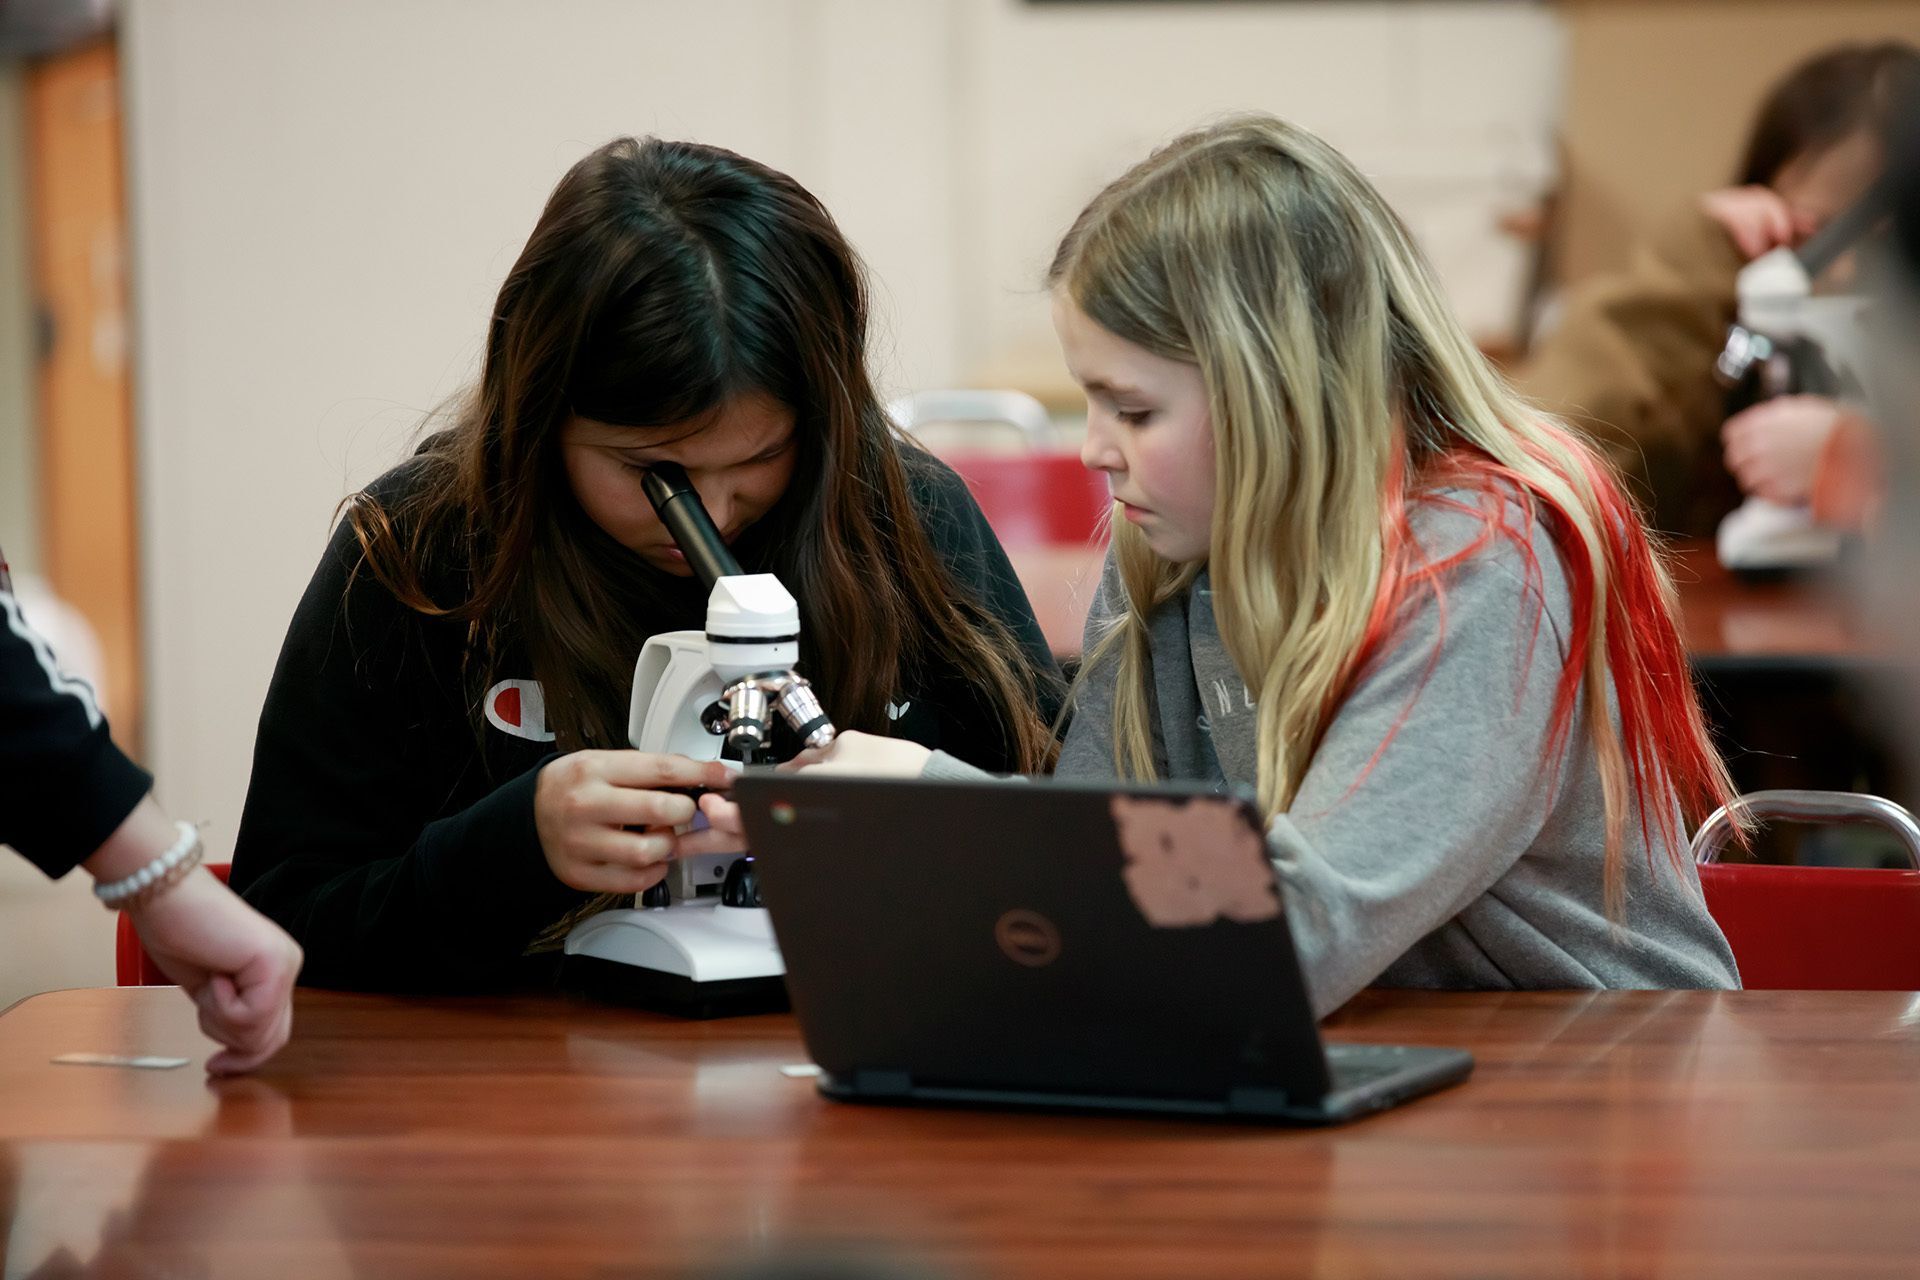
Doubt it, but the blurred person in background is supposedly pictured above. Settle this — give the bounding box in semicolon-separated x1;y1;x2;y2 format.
1519;41;1919;536
1862;99;1920;770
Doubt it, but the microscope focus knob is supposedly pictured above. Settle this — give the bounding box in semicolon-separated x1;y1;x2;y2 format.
720;856;764;909
640;879;671;909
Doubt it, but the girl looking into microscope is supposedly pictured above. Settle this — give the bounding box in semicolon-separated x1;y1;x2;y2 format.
1520;40;1919;536
230;137;1061;991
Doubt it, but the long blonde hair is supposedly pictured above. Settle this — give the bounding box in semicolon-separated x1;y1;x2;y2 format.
1049;115;1736;911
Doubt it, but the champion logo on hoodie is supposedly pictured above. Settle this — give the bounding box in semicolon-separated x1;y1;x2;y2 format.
484;679;555;742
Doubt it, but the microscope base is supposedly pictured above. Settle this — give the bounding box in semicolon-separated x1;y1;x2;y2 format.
560;901;789;1019
561;953;789;1019
1717;498;1846;575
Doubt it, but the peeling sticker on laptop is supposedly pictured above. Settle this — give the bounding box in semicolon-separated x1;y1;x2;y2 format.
1110;795;1280;927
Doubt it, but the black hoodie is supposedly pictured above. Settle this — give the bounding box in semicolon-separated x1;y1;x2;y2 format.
229;449;1060;992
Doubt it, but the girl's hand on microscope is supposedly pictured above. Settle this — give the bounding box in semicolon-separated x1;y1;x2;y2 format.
679;792;748;855
1722;395;1845;504
786;730;932;778
675;732;934;856
534;751;737;892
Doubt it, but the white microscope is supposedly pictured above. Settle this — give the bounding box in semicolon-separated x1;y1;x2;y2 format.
1713;181;1887;572
562;463;834;1016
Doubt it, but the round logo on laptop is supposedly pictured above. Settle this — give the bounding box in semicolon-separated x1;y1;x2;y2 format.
995;909;1062;967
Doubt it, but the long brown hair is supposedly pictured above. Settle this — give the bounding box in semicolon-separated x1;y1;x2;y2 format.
1737;41;1920;187
347;137;1056;769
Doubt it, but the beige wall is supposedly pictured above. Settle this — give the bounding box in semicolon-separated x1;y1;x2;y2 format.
1559;0;1920;281
965;0;1563;386
0;859;114;1007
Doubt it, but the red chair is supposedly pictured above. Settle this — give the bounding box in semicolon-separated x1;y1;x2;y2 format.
890;390;1111;548
1693;791;1920;990
945;453;1111;548
115;862;232;986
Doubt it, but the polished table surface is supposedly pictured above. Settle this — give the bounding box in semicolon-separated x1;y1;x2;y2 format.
1664;540;1873;670
4;987;1919;1278
1009;538;1875;667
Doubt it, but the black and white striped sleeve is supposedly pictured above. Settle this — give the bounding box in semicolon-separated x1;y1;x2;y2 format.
0;561;152;878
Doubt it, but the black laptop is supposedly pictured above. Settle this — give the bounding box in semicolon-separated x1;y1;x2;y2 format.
734;773;1472;1125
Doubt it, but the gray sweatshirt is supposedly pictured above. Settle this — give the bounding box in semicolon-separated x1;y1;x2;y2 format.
926;495;1740;1016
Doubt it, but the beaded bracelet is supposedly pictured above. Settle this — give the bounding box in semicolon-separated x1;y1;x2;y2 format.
94;821;205;911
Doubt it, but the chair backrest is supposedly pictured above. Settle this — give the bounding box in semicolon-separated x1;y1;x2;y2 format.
115;863;232;986
887;390;1055;444
1693;791;1920;991
889;389;1111;548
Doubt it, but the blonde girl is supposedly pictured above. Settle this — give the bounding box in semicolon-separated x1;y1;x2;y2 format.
710;115;1740;1015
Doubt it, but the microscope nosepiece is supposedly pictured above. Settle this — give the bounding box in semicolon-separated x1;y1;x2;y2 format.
723;684;772;756
777;683;836;750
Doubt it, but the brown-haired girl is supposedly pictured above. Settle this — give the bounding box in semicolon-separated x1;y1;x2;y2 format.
230;137;1060;991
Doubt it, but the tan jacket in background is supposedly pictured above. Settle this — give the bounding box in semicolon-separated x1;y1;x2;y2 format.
1517;206;1746;538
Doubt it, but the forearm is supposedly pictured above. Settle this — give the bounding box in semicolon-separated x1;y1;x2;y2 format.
81;795;182;884
1263;807;1530;1019
920;750;1019;782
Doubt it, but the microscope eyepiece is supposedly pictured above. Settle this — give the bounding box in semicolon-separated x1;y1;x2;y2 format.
633;464;837;763
640;462;744;587
1797;172;1895;280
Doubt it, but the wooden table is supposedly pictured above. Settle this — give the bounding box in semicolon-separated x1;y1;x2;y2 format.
1665;540;1874;674
1009;539;1876;670
5;987;1919;1278
1658;540;1898;807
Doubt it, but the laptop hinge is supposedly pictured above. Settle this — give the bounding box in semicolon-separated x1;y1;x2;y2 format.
1225;1086;1293;1116
852;1068;914;1097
